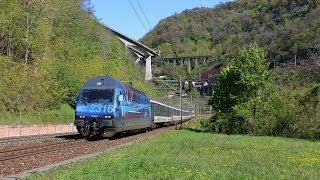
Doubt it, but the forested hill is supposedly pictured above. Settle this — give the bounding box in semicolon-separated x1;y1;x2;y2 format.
0;0;156;113
141;0;320;64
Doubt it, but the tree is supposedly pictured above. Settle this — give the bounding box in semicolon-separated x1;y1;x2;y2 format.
235;43;272;119
209;43;274;134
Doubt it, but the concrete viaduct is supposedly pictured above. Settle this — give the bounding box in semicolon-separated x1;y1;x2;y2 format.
106;25;212;80
106;26;159;81
162;56;212;68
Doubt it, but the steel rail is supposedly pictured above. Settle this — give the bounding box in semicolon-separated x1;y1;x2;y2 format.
0;133;78;145
0;140;93;162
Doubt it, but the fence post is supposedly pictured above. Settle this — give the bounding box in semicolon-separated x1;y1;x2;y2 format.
29;111;32;136
19;111;22;137
38;112;41;135
46;112;49;134
8;111;10;138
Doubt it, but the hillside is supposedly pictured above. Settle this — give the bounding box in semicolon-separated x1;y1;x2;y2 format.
142;0;319;75
141;0;320;140
0;0;157;114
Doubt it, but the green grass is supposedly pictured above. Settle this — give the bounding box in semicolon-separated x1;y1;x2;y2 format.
27;120;320;179
0;104;74;125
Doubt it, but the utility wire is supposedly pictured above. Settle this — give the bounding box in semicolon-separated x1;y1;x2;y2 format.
199;0;205;7
128;0;148;33
135;0;152;30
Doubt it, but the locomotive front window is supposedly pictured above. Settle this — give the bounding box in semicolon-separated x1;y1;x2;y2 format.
80;89;114;103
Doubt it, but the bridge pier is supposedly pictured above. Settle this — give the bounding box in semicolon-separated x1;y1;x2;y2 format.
180;59;184;68
134;52;142;64
145;55;152;81
106;26;159;81
162;56;212;70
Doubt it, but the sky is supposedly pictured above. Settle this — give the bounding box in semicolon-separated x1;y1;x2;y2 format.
91;0;232;40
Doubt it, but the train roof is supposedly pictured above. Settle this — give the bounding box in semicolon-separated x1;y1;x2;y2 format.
80;76;147;96
81;76;124;89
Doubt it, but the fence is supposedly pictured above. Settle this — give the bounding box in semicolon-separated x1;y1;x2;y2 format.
0;124;77;138
0;112;76;139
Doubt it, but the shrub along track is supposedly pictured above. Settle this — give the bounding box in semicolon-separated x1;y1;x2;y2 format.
0;126;172;177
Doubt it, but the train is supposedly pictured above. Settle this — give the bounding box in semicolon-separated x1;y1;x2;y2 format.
74;76;192;138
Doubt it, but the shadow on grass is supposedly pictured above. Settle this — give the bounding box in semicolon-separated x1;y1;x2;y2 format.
182;127;320;142
181;127;209;133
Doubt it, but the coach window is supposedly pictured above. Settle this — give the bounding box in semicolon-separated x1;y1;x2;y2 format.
117;91;122;105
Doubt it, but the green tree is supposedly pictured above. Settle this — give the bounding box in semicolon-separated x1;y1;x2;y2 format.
156;43;174;58
209;43;274;134
235;43;272;118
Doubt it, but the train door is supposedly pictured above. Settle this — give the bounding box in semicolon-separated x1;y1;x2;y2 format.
150;102;156;129
115;89;125;130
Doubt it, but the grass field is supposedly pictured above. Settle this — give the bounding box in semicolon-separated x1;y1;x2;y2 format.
27;119;320;179
0;105;74;125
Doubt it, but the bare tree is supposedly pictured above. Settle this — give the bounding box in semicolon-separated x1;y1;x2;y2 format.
298;51;320;83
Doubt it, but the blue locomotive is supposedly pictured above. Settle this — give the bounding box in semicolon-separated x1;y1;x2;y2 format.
74;76;191;138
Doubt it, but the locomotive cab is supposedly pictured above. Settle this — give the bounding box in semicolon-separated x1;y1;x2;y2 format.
74;77;123;137
74;76;152;138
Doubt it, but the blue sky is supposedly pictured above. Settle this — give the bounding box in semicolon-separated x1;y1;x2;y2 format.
92;0;232;40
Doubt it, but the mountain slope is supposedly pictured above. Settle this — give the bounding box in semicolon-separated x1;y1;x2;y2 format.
0;0;157;113
142;0;319;65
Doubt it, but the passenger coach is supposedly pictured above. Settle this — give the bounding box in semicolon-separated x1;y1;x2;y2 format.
151;100;192;127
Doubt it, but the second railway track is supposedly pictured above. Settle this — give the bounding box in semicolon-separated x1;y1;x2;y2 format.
0;132;78;145
0;138;94;162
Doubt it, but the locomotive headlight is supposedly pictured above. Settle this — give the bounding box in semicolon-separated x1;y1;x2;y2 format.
105;116;112;119
79;115;85;119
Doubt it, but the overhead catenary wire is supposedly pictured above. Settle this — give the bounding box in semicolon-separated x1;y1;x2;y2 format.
128;0;148;33
135;0;152;30
199;0;205;7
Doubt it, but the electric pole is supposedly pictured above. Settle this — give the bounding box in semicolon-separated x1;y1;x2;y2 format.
180;75;182;128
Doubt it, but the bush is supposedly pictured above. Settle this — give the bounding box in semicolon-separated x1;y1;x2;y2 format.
207;44;320;139
199;117;212;131
49;62;81;108
0;57;53;112
294;85;320;139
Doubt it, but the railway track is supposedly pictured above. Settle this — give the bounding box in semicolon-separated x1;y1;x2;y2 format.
0;126;174;178
0;132;78;145
0;139;94;162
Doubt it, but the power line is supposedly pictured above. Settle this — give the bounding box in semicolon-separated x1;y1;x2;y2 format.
128;0;148;33
135;0;152;30
199;0;205;7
